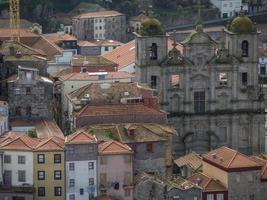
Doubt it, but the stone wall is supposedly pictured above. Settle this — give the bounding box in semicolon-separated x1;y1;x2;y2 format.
8;80;53;120
131;141;167;178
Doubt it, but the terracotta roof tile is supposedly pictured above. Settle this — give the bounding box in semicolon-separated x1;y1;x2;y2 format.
89;39;123;47
71;55;116;67
0;133;39;151
98;140;132;154
102;40;135;70
67;82;153;105
77;104;165;118
102;39;183;70
45;33;77;43
249;156;267;181
74;10;124;19
34;120;64;139
88;123;175;143
202;146;261;171
77;40;98;47
187;172;227;192
174;152;203;171
261;154;267;160
66;129;97;144
59;71;133;81
35;137;64;151
10;120;64;139
0;28;38;38
30;36;62;60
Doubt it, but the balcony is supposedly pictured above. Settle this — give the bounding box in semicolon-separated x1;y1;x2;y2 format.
0;185;35;193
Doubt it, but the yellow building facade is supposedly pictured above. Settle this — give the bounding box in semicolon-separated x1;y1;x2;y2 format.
33;137;65;200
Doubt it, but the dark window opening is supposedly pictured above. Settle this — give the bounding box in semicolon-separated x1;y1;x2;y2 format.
26;87;31;94
55;187;62;196
242;72;248;86
54;171;62;180
37;154;45;164
38;187;45;196
260;65;266;75
54;154;61;163
194;91;205;113
241;40;249;57
80;188;84;195
151;76;157;89
146;143;153;153
38;171;45;180
150;43;158;60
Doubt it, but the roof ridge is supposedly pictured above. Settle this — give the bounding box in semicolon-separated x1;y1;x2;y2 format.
6;135;35;150
203;177;212;190
227;150;238;168
68;130;94;143
35;137;63;150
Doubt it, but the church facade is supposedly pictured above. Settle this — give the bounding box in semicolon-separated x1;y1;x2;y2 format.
135;13;265;156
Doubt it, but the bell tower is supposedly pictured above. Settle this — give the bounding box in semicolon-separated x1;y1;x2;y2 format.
224;8;259;63
135;16;168;86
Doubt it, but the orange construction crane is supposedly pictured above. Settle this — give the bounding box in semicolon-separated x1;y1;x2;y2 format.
9;0;20;42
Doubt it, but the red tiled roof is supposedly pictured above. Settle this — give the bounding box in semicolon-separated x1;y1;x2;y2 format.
10;120;64;139
74;10;124;19
203;146;261;172
78;40;98;47
89;39;123;47
35;137;64;151
66;129;97;144
174;152;202;171
34;120;64;139
102;39;183;70
262;154;267;160
102;40;135;70
0;133;39;151
45;33;77;43
77;104;165;118
249;156;267;181
59;71;133;81
0;28;38;38
98;140;132;155
31;36;62;60
187;172;227;192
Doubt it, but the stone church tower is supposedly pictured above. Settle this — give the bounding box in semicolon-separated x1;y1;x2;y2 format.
135;12;265;157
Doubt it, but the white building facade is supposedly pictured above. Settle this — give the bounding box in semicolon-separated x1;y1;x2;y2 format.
47;50;76;74
210;0;242;18
66;160;97;200
65;131;98;200
2;150;33;186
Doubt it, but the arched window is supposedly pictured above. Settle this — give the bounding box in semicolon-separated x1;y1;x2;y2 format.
241;40;249;57
150;43;158;60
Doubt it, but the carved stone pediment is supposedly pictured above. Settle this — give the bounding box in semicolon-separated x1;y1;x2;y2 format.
190;73;209;81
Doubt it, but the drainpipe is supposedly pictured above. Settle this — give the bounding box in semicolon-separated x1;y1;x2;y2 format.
0;151;4;184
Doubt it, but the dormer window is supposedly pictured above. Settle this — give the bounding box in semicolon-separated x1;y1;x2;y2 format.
150;43;158;60
241;40;249;57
